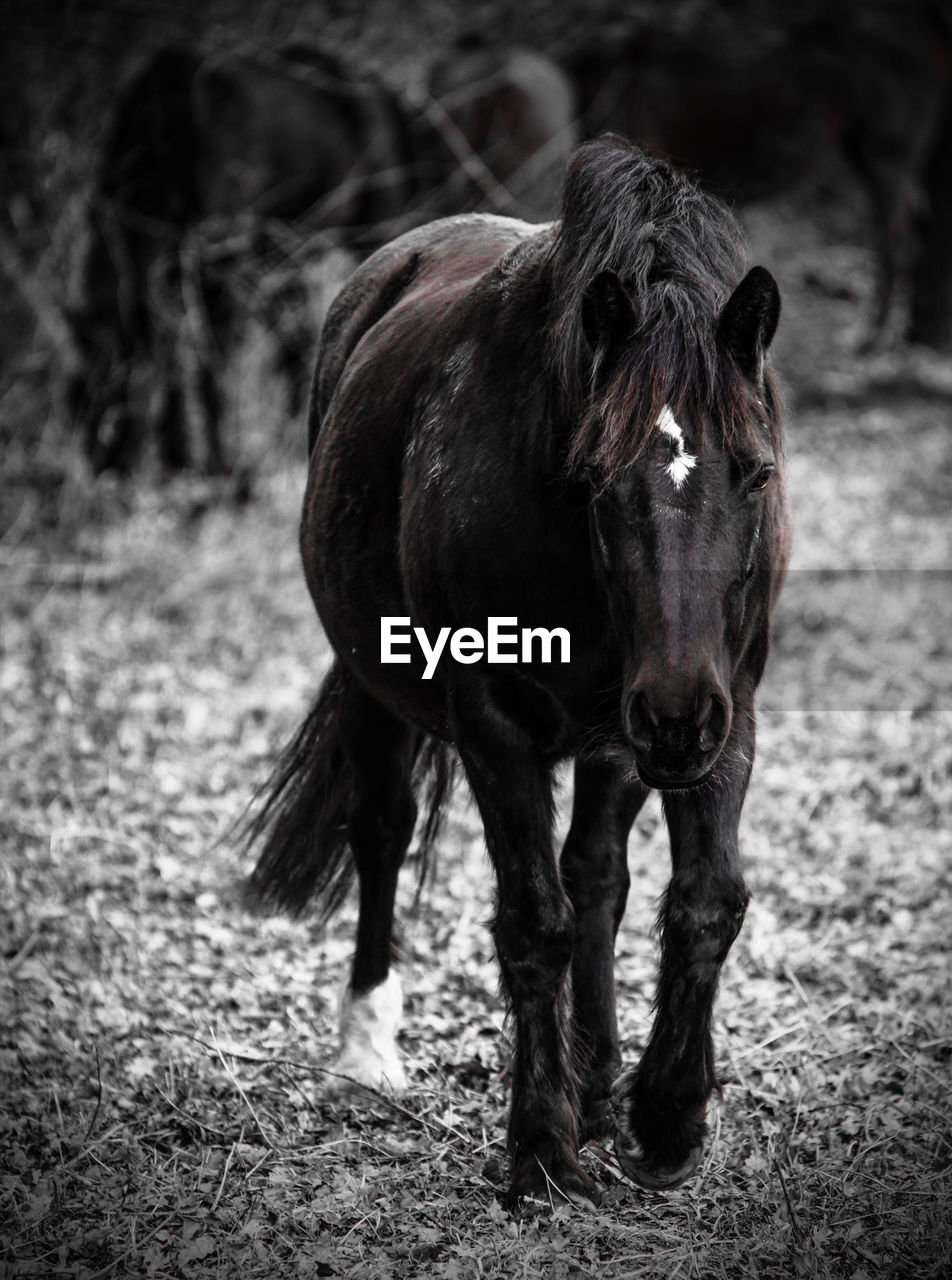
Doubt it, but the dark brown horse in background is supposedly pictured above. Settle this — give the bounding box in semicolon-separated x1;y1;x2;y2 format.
564;3;952;349
419;39;579;221
66;40;578;477
66;43;417;476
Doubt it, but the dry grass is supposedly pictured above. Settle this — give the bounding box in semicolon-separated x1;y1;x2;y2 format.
2;188;951;1279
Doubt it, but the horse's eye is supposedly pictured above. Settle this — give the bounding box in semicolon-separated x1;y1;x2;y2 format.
746;463;774;496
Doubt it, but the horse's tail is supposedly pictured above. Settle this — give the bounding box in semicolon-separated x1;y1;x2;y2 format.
242;661;455;920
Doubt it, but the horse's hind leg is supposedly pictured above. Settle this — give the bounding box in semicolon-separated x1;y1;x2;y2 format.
560;755;647;1141
153;334;191;471
330;684;420;1095
194;271;232;475
844;132;917;351
909;95;952;349
260;271;316;422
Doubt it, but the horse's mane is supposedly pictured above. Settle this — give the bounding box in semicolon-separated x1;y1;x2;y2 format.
549;136;780;479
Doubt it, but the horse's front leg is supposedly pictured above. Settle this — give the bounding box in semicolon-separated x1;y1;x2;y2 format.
454;693;597;1209
560;753;647;1141
613;713;753;1189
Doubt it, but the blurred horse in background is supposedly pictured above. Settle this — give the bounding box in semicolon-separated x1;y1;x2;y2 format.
418;38;578;222
564;4;952;348
66;39;577;478
66;43;415;476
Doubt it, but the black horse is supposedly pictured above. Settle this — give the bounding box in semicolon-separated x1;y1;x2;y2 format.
66;43;417;475
564;5;951;348
246;136;788;1208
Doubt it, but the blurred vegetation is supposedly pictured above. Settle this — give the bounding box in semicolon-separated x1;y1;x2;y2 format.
0;0;927;353
1;0;919;238
0;0;942;525
0;0;658;404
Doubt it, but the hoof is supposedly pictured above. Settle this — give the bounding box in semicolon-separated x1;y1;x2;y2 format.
613;1127;703;1190
507;1160;600;1213
326;971;407;1098
611;1065;705;1190
324;1048;408;1098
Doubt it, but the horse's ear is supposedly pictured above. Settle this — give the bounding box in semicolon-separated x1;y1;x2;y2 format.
718;266;780;379
581;270;637;373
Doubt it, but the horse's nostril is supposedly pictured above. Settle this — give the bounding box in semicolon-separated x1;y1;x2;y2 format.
638;690;658;730
623;689;656;749
699;692;727;749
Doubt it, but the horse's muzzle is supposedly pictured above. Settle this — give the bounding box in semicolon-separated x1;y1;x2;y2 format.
633;758;714;790
622;680;730;788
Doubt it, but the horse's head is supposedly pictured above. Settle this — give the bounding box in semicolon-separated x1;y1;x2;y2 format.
580;264;783;789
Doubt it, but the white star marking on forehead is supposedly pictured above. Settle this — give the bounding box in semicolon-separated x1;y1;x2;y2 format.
656;405;697;490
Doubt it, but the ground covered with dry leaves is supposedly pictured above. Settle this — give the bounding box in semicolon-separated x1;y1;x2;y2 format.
2;194;951;1278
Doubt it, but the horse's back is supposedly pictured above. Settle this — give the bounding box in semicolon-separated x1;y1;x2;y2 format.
313;213;545;435
303;212;548;725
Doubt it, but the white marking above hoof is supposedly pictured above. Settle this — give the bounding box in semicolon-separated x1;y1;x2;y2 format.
325;970;408;1097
